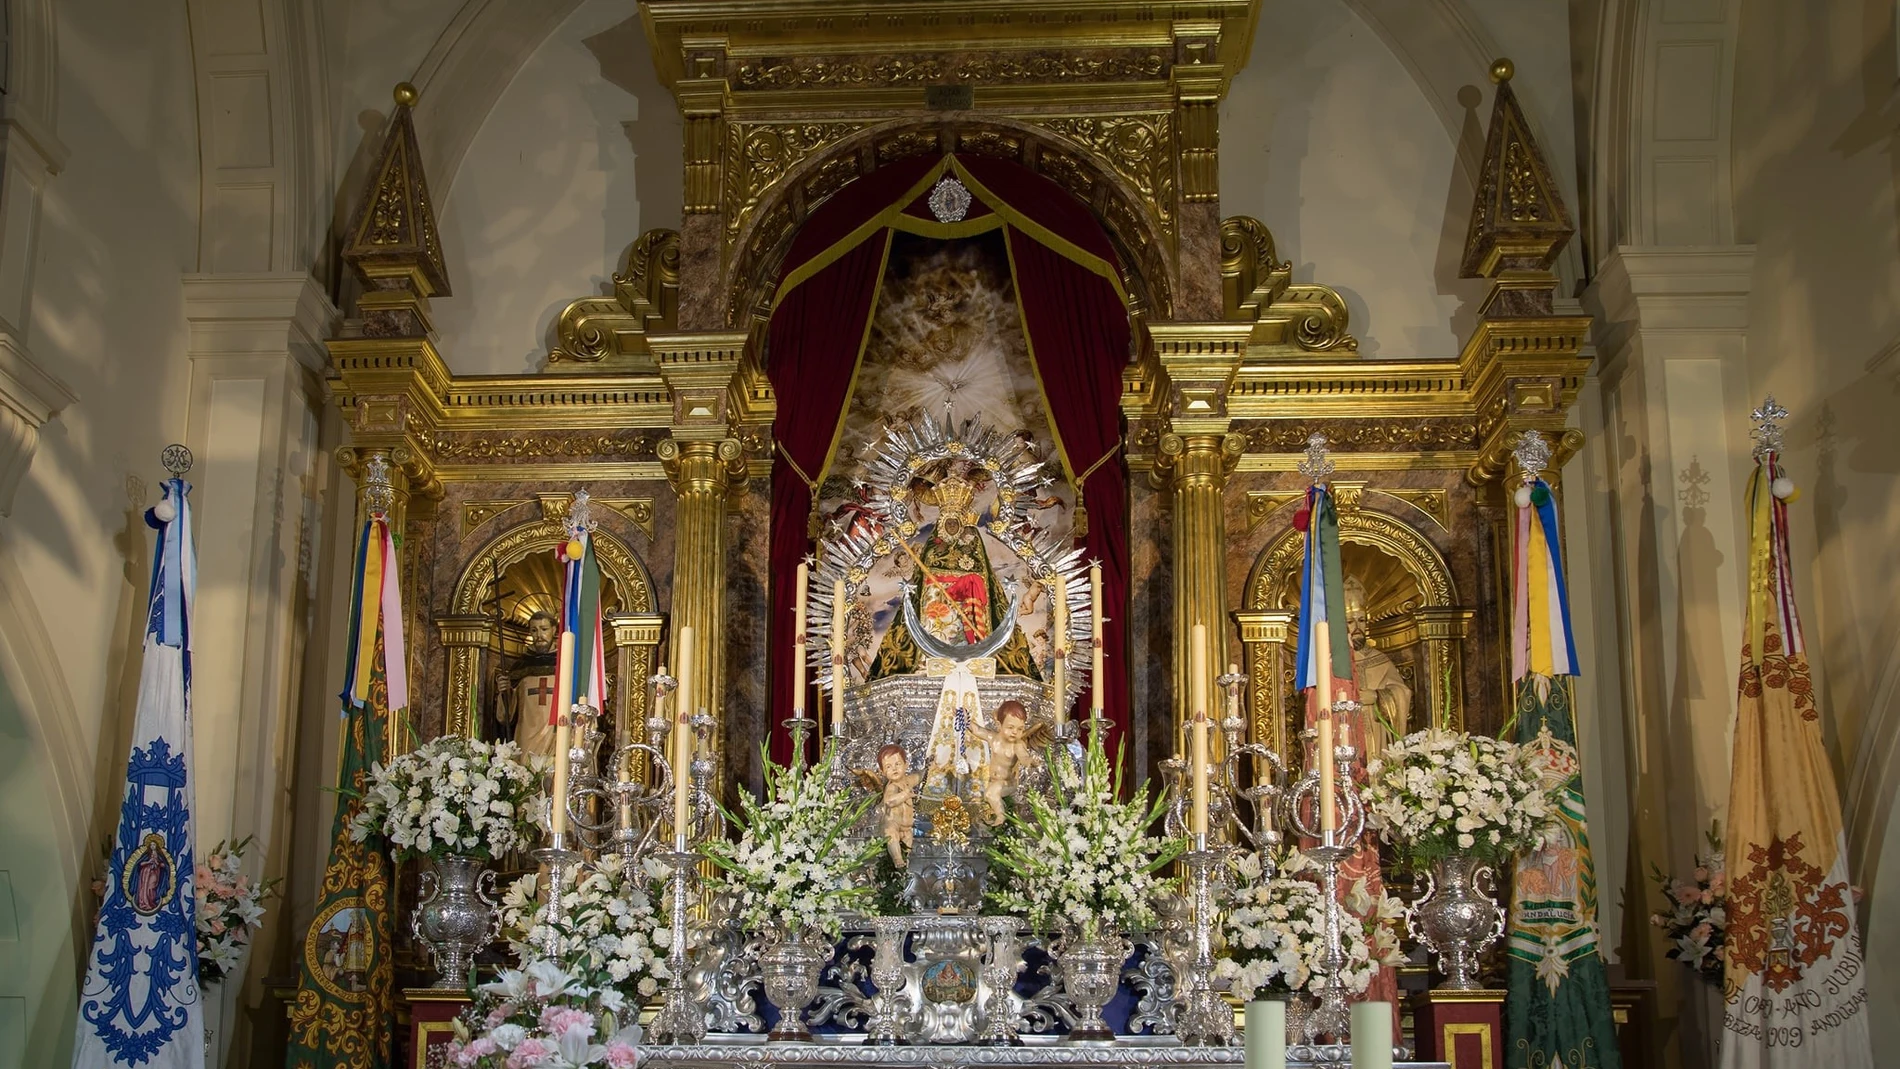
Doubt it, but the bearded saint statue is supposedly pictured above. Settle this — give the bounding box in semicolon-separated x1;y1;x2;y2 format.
1343;575;1412;759
494;610;561;759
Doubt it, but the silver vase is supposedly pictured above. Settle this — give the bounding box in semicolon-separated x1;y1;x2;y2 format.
1057;933;1128;1043
760;931;830;1041
411;854;500;989
1407;850;1506;990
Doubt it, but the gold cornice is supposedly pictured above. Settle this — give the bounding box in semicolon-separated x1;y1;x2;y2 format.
1232;451;1481;473
1226;361;1470;419
435;462;670;483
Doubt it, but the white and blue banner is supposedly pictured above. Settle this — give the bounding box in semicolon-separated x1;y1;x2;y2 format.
73;477;203;1069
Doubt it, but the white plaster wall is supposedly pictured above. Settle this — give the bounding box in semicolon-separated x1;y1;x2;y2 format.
0;1;203;1064
1221;0;1487;359
434;0;681;374
323;0;464;197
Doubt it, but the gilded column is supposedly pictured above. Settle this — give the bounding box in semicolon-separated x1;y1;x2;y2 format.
1234;609;1294;762
657;437;747;780
609;612;666;781
1149;322;1250;752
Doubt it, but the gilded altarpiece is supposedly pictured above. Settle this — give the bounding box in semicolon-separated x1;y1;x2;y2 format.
328;1;1589;803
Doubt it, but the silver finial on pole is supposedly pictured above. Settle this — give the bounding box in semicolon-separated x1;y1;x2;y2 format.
1750;396;1789;460
362;452;396;515
1297;432;1335;484
1511;430;1552;485
566;488;599;539
160;444;193;477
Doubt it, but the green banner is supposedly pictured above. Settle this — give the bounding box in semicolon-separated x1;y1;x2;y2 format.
285;626;396;1069
1504;675;1622;1069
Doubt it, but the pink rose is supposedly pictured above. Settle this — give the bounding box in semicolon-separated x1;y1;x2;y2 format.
605;1042;639;1068
485;1005;514;1029
1693;866;1709;882
1708;873;1726;894
208;919;226;935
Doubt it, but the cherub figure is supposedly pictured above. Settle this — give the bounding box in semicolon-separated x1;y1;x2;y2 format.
868;743;922;867
971;700;1043;826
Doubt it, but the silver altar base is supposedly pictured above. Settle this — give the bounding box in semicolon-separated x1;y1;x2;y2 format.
641;1037;1444;1068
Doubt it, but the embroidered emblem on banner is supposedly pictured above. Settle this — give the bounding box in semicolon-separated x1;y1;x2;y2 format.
81;736;199;1062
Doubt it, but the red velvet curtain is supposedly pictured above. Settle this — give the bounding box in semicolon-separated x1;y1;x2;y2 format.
765;154;1133;764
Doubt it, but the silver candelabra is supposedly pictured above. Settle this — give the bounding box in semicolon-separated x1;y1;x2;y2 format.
1279;707;1368;1044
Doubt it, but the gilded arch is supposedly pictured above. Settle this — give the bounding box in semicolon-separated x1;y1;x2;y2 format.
1236;499;1470;759
718;116;1180;329
443;515;659;738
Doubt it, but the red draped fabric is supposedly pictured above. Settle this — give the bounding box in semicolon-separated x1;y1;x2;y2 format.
765;154;1133;764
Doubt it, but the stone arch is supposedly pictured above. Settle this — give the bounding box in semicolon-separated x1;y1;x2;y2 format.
719;116;1179;329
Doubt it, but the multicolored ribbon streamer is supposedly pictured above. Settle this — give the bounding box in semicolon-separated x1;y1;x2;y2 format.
342;512;407;713
1745;453;1803;661
558;529;607;719
1511;478;1579;680
1293;484;1353;691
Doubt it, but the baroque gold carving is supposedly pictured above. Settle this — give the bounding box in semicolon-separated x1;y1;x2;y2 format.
1238;420;1479;454
1248;507;1455;612
429;431;661;461
1031;114;1174;239
734;52;1168;89
1220;216;1290;319
444;521;655;735
460;499;529;536
549;229;680;369
723;121;868;244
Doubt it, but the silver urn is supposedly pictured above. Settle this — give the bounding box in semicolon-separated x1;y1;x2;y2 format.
1407;850;1506;989
760;931;831;1041
1056;933;1130;1043
411;854;500;989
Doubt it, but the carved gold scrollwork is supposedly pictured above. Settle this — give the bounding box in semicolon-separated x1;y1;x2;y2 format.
1284;284;1357;353
723;121;868;245
549;229;680;368
1220;216;1291;318
1032;114;1174;240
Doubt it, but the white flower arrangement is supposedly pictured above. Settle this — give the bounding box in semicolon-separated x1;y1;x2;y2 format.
445;961;643;1069
701;748;882;940
986;733;1181;942
1214;849;1405;1001
1361;729;1558;867
447;857;664;1069
499;855;667;1003
350;735;545;861
195;836;277;985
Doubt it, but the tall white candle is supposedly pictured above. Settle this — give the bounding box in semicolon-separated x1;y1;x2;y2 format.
550;632;576;838
1316;619;1336;835
1190;623;1209;839
1090;562;1105;716
673;626;694;850
791;561;809;719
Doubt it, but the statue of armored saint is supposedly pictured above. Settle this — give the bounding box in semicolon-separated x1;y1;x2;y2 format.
1343;576;1412;759
495;610;561;759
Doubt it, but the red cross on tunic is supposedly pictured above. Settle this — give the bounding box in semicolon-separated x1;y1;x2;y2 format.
527;679;554;709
